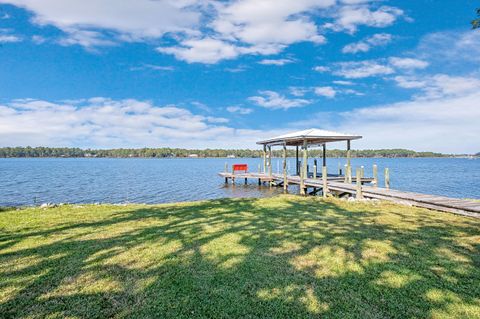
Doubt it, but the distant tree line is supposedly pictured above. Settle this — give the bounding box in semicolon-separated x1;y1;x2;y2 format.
472;8;480;29
0;147;447;158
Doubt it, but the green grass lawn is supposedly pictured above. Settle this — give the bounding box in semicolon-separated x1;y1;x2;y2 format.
1;196;479;318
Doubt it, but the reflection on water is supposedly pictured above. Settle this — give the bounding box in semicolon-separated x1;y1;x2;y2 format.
0;157;478;206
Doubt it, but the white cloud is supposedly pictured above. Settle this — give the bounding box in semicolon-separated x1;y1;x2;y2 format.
289;86;309;97
326;5;403;33
211;0;332;46
418;30;480;63
31;35;46;44
0;97;281;149
157;38;242;64
313;66;330;72
258;58;295;66
0;0;201;44
248;90;311;110
0;28;21;42
342;33;392;53
333;60;394;78
57;29;116;49
314;86;336;98
334;91;480;153
394;74;480;99
226;106;253;115
389;57;429;70
333;80;354;85
1;0;406;63
293;89;480;153
0;34;21;42
130;64;175;72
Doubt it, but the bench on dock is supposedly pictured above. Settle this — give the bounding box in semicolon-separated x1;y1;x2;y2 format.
232;164;248;173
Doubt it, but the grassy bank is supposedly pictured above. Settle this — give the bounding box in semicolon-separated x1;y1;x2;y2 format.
1;196;479;318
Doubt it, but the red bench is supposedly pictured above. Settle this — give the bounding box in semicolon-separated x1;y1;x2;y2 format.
232;164;248;173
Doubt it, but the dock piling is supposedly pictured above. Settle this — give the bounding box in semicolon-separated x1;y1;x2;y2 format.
356;167;363;199
322;166;328;198
373;164;378;187
385;168;390;189
313;164;317;179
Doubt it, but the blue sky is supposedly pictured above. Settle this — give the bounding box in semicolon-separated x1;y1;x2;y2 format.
0;0;479;153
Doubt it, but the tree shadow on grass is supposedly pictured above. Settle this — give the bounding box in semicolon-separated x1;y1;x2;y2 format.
0;197;479;318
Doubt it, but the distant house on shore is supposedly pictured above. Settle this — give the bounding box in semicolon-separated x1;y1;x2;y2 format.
188;154;199;158
227;154;236;158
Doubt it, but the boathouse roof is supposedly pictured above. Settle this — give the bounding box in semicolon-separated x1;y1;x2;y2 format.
256;128;362;146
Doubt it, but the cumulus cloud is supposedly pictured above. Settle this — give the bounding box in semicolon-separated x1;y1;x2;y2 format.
333;80;354;85
326;5;403;33
130;64;175;72
226;106;253;115
418;30;480;63
333;60;394;78
313;66;330;72
293;89;480;153
342;33;392;53
0;28;21;43
335;91;480;153
314;86;336;98
388;57;429;70
0;0;405;63
0;0;200;43
0;98;269;148
248;91;311;110
394;74;480;99
258;58;295;66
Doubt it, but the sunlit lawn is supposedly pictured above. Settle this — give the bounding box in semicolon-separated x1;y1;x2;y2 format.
1;195;479;318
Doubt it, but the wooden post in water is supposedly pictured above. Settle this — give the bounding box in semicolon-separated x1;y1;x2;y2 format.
346;140;352;184
299;166;305;195
313;164;317;179
356;167;363;199
268;145;272;178
231;164;235;184
322;144;327;167
295;146;299;175
300;139;308;195
263;145;267;173
373;164;378;188
258;163;261;185
224;162;228;183
385;168;390;189
322;166;328;198
283;144;288;191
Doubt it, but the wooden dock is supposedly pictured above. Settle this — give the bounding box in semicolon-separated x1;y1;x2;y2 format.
218;171;480;218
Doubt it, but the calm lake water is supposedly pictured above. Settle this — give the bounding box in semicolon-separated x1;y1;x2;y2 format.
0;157;479;206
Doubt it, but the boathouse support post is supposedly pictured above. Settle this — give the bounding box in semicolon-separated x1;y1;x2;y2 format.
283;143;288;191
385;168;390;189
313;164;317;179
346;140;352;184
322;166;328;198
356;167;363;199
224;162;228;183
323;144;327;167
268;145;272;177
296;146;299;175
300;139;307;195
373;164;378;187
263;145;267;173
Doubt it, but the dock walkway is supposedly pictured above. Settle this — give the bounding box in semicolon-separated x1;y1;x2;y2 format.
218;172;480;218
